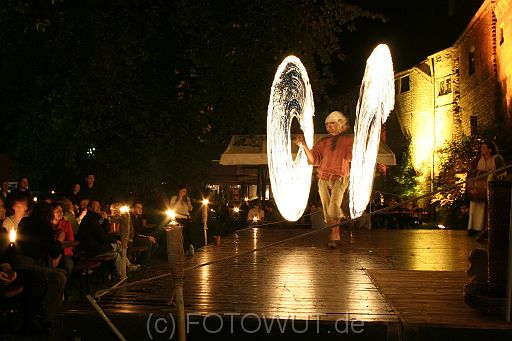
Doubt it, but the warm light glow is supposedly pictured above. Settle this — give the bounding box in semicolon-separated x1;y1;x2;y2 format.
349;44;395;218
267;55;314;221
51;190;55;195
244;197;249;202
33;197;38;203
233;207;240;213
9;229;16;243
165;209;176;219
120;205;130;214
252;216;259;222
202;199;209;205
438;224;446;229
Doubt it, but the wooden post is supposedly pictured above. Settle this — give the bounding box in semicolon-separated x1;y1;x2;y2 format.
506;188;512;322
202;202;208;246
119;210;131;280
166;223;186;341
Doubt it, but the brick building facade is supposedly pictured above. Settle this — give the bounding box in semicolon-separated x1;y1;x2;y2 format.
388;0;511;193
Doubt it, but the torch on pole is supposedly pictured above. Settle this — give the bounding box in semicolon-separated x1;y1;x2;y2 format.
166;222;186;341
119;205;131;281
202;199;209;246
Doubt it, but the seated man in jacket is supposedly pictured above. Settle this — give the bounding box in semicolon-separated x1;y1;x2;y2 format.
77;200;139;278
12;203;66;336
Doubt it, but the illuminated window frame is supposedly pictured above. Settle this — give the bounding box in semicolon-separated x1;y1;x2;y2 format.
470;115;478;136
468;49;476;76
400;76;410;93
438;77;452;96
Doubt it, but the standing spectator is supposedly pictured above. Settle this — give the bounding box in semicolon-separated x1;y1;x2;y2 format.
6;176;33;210
78;173;98;202
68;182;81;211
295;111;354;249
50;203;75;277
169;186;194;255
1;180;10;201
2;195;28;234
467;139;506;238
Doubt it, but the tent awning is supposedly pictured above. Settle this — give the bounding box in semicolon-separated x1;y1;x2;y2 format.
219;134;396;166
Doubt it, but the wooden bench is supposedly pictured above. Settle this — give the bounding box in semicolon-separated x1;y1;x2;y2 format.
89;254;116;283
70;260;102;297
127;245;148;264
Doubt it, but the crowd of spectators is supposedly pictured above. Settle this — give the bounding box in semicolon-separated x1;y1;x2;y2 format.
0;174;160;337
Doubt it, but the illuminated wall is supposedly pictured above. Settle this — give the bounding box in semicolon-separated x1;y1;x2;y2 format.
391;0;510;197
393;47;459;184
455;0;497;134
495;0;512;123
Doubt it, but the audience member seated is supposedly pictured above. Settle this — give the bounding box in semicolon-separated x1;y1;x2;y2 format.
77;201;139;278
263;201;282;223
129;201;157;265
2;195;28;235
247;201;265;225
59;197;80;235
12;202;66;336
50;203;75;278
0;228;17;287
0;197;6;225
76;198;89;225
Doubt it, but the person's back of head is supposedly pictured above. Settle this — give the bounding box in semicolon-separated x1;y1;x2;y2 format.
30;202;53;223
466;248;488;283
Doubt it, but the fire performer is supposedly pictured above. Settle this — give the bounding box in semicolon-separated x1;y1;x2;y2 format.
295;111;354;249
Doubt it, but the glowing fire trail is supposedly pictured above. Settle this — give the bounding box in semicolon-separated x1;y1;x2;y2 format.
267;56;315;221
349;44;395;219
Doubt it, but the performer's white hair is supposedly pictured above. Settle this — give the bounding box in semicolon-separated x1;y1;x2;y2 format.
325;111;349;130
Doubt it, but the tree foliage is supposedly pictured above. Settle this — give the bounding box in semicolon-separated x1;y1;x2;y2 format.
0;0;380;200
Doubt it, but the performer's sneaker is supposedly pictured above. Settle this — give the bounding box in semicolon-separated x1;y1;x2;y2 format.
327;240;340;249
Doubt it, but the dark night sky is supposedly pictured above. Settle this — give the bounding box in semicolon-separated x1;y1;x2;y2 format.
332;0;484;93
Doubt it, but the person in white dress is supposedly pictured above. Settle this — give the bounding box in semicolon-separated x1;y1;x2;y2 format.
467;140;506;236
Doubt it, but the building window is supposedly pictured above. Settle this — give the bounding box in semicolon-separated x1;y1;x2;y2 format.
470;115;478;136
468;50;475;76
438;77;452;96
400;76;410;93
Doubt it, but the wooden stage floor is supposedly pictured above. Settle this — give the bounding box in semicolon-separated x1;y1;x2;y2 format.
57;226;512;340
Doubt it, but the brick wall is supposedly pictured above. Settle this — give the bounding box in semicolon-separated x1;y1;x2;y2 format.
455;0;497;135
495;0;512;123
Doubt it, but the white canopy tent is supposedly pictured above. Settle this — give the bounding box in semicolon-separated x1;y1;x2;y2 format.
219;134;396;166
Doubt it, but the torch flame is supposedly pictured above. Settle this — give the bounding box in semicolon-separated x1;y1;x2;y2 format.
9;229;16;243
166;210;176;219
267;55;314;221
349;44;395;219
